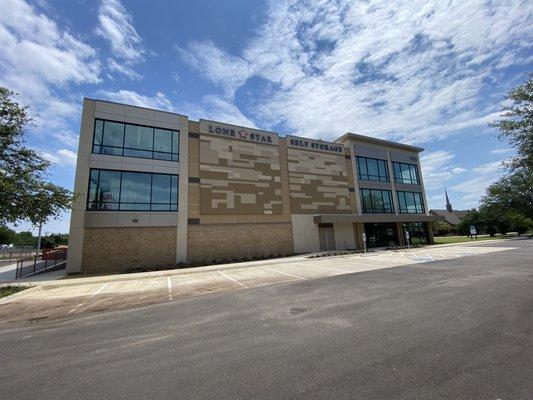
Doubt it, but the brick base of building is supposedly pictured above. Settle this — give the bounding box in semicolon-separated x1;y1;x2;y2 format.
81;226;177;274
187;222;294;264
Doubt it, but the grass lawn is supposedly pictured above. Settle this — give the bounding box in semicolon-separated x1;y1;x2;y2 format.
0;286;28;299
433;235;515;244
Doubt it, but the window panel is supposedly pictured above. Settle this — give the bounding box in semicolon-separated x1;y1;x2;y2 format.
356;156;389;182
392;161;420;185
86;169;178;212
397;191;424;213
120;172;151;206
172;131;180;154
154;128;172;154
94;120;104;146
92;119;179;161
151;174;171;204
360;189;394;213
125;125;153;151
102;121;124;147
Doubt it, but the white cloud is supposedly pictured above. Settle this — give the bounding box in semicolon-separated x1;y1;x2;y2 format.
0;0;100;149
40;148;76;167
95;0;144;62
96;89;174;111
451;160;505;206
420;150;465;190
180;95;257;128
96;0;144;80
57;149;77;167
108;58;142;80
178;0;533;143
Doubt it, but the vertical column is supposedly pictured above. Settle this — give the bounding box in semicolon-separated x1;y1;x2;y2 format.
350;144;363;214
67;99;94;274
396;222;405;246
176;115;189;263
387;150;400;215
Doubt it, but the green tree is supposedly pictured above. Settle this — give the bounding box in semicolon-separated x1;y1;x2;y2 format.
489;75;533;172
0;225;16;244
0;87;72;226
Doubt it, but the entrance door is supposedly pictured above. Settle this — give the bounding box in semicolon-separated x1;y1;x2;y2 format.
364;223;398;248
318;224;336;251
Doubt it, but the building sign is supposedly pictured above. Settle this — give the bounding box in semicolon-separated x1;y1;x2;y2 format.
287;135;344;154
199;119;279;145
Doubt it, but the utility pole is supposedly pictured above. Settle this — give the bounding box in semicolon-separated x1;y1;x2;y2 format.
36;221;42;254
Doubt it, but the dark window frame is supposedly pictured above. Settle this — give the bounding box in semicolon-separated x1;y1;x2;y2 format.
396;191;425;214
356;156;390;182
360;188;395;214
86;168;179;212
92;118;180;162
392;161;420;185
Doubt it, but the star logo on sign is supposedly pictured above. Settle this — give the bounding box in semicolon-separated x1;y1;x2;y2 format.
238;130;247;138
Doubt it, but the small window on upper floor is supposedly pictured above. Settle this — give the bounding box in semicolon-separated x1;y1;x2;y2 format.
92;119;179;161
392;161;420;185
356;156;390;182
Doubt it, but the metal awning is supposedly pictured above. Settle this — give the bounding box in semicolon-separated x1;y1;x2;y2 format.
313;213;445;224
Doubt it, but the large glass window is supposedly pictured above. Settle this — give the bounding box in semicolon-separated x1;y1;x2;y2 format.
360;189;394;213
392;161;420;185
87;169;178;211
357;156;390;182
92;119;179;161
397;191;425;213
402;222;428;245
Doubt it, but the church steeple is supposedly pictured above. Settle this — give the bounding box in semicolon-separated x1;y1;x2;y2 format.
445;188;453;212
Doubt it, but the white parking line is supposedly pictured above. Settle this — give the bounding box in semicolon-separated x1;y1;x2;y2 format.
69;282;110;314
91;282;110;297
424;253;434;260
167;276;173;301
260;266;308;280
440;254;447;259
218;270;249;289
298;263;351;273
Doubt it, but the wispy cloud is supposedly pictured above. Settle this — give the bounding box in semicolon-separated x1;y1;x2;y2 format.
178;0;533;144
0;0;100;139
96;89;174;111
96;0;144;79
420;150;466;191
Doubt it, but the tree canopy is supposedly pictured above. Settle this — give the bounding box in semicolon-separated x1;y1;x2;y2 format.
0;87;72;226
460;75;533;236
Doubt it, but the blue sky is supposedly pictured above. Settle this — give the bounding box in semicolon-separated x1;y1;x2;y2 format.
1;0;532;234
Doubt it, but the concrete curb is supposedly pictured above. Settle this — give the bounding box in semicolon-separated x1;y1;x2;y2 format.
0;285;39;305
21;238;519;289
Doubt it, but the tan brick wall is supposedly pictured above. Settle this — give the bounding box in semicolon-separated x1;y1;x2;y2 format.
287;148;351;213
187;223;293;263
82;227;177;274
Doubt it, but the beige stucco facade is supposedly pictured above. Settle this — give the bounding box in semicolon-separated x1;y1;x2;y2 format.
67;99;441;275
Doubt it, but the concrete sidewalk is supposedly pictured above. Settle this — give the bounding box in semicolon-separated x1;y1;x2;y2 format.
6;238;516;289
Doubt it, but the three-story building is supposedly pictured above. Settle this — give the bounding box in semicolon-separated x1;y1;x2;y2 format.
67;99;442;274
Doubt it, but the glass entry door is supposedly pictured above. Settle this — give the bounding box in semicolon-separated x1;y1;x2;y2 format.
364;223;398;248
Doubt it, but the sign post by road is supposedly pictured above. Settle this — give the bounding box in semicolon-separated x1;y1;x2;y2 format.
405;230;410;249
470;225;477;239
362;232;367;253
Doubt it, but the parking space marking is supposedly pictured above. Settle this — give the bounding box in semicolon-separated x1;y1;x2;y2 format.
439;254;447;259
218;270;249;289
424;253;434;260
298;263;351;273
260;266;308;280
167;277;173;301
68;282;110;314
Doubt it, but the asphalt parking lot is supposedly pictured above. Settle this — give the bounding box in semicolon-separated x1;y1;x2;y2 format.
0;240;519;325
0;239;531;400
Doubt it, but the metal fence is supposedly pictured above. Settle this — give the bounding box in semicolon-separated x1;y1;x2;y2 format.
0;248;39;262
15;250;67;279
